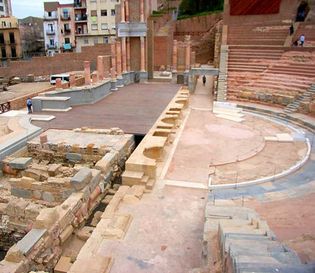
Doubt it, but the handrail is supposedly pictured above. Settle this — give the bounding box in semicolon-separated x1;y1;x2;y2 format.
0;101;11;114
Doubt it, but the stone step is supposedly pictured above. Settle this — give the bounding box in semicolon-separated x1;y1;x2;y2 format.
228;67;265;73
237;263;315;273
121;170;145;185
266;69;315;77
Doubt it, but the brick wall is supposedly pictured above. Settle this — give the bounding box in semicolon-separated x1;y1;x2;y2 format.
130;37;141;71
154;36;173;70
0;44;111;78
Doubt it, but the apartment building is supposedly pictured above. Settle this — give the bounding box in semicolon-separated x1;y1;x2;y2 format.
0;16;22;61
57;4;75;52
0;0;12;17
43;2;59;56
75;0;120;52
44;2;76;56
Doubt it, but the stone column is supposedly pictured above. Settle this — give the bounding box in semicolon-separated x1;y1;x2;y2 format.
185;35;191;72
125;0;129;22
122;37;127;73
140;0;144;22
84;61;91;85
97;56;104;81
116;40;122;77
121;0;125;23
69;73;76;87
172;40;178;72
127;37;131;71
140;36;145;72
111;43;116;77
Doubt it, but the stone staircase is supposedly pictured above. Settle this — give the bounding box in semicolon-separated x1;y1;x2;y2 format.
284;84;315;114
227;25;289;46
203;201;315;273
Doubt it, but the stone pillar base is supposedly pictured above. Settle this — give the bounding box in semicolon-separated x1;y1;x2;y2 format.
139;71;148;82
171;71;177;84
111;80;118;91
116;76;124;88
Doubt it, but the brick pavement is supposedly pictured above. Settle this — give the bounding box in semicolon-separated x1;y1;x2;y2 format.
32;83;179;135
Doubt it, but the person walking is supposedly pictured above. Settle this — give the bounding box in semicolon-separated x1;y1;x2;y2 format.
299;34;305;46
26;97;33;114
202;75;206;86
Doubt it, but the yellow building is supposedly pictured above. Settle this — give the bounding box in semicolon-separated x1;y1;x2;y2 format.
74;0;119;52
0;16;22;61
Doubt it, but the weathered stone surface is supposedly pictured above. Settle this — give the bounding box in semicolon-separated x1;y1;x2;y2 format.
16;229;47;255
34;208;59;229
9;157;32;170
70;168;92;191
76;226;94;241
42;192;55;203
59;225;74;244
11;188;32;199
54;256;72;273
66;153;83;163
69;255;113;273
4;244;24;263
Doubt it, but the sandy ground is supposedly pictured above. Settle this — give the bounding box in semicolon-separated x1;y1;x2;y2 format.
246;193;315;264
0;82;51;104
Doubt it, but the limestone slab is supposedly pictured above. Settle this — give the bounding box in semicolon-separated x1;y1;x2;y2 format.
16;228;47;255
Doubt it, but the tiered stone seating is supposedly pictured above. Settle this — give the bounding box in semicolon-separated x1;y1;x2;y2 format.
203;201;315;273
227;46;315;105
228;25;289;46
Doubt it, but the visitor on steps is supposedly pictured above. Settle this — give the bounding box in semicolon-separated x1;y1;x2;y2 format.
299;34;305;46
202;75;206;86
26;98;33;114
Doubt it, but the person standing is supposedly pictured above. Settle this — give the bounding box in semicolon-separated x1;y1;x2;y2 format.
202;75;206;86
299;34;305;46
26;97;32;114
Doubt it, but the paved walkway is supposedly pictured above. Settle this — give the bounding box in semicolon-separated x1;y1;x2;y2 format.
32;83;179;135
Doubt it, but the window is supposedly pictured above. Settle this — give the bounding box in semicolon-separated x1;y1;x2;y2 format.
0;0;3;3
11;47;16;58
101;23;108;30
9;32;15;44
101;10;107;16
94;37;98;44
63;9;69;18
111;9;115;16
48;11;52;17
0;6;3;12
84;38;89;44
103;36;109;44
49;39;54;46
0;33;4;44
65;37;70;44
91;23;98;30
91;10;97;16
1;47;6;58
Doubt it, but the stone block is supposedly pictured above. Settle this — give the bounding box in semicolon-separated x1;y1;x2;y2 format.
59;225;74;244
76;226;94;241
11;188;32;199
102;214;132;239
69;255;113;273
48;164;62;176
43;192;55;203
34;208;59;229
54;256;72;273
66;153;83;163
70;168;92;191
16;229;47;255
5;244;24;263
9;157;32;170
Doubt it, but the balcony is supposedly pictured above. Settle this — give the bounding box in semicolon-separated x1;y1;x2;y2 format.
61;14;71;21
46;29;55;35
47;44;57;49
75;14;87;22
74;2;87;9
